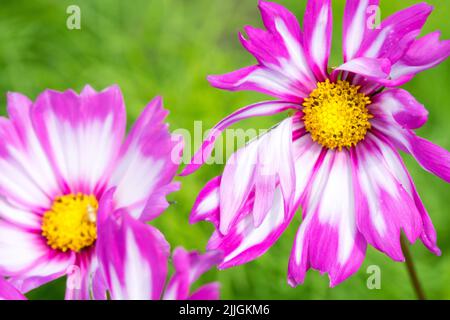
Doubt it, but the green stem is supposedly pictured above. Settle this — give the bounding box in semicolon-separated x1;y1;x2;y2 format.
400;235;426;300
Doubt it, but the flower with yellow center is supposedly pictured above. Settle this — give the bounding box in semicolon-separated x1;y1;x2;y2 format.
302;80;373;150
41;193;98;252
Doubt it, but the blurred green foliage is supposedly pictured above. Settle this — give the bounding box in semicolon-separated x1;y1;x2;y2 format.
0;0;449;300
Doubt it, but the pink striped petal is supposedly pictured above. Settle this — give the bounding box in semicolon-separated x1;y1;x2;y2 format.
343;0;380;61
0;278;26;300
334;57;391;81
352;134;423;261
31;85;126;195
181;101;298;176
288;150;367;287
163;248;222;300
303;0;332;80
97;209;170;300
108;96;182;221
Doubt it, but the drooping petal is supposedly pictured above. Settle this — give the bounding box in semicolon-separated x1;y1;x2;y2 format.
96;208;170;300
181;101;298;176
208;187;294;269
288;150;367;287
303;0;332;80
108;96;182;221
370;89;429;129
352;134;423;261
343;0;380;61
208;0;318;101
163;248;222;300
390;31;450;85
0;221;75;293
219;117;295;234
0;277;26;300
371;92;450;183
31;85;126;195
190;176;221;228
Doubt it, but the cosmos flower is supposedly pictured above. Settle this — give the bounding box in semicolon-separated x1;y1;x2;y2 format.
95;197;222;300
182;0;450;286
0;85;183;298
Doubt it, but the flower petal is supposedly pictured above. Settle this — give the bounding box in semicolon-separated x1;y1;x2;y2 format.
390;31;450;85
31;85;126;195
343;0;380;61
370;89;428;129
163;248;222;300
208;0;318;101
208;187;294;269
219;117;295;234
303;0;332;80
288;150;367;287
189;283;220;300
0;277;26;300
190;176;221;228
181;101;298;176
359;3;433;63
352;134;423;261
96;209;170;300
108;96;182;221
0;221;75;292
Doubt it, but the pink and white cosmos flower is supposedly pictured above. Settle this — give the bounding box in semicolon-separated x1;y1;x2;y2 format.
183;0;450;286
0;85;183;298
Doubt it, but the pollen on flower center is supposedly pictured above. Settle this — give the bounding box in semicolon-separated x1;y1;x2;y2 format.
41;193;98;252
302;80;373;150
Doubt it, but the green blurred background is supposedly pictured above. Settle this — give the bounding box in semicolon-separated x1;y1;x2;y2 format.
0;0;449;300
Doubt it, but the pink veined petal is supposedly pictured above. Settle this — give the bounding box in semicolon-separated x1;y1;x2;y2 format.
370;89;429;129
96;208;170;300
352;133;423;261
163;248;222;300
189;283;220;300
343;0;380;61
108;96;182;221
64;249;98;300
358;3;433;64
288;150;367;287
0;277;26;300
219;117;296;235
30;85;126;195
181;101;299;176
0;220;75;293
389;31;450;85
303;0;332;81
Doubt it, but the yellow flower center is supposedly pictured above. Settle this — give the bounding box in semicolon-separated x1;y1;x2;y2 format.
41;193;98;252
302;80;373;150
